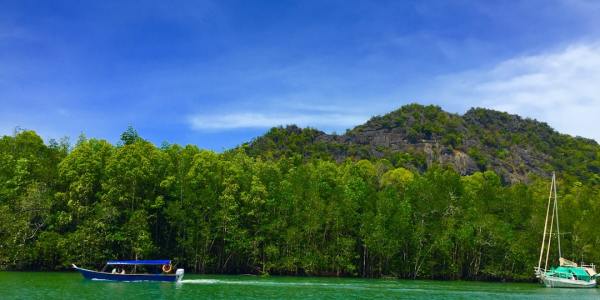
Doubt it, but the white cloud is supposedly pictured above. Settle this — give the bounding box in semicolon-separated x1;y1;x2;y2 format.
436;42;600;142
188;42;600;143
189;111;368;132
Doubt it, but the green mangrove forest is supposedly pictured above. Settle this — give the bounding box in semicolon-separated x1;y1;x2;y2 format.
1;127;599;281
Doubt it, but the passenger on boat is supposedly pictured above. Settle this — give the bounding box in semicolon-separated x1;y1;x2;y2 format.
112;268;117;274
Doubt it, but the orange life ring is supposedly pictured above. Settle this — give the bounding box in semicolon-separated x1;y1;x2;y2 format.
162;264;172;273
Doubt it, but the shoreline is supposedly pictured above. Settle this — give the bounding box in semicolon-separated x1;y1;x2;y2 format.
0;269;539;283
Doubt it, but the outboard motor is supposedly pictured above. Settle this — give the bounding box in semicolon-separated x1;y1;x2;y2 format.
176;268;185;282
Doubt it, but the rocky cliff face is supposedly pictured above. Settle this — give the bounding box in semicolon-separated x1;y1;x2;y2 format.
243;104;600;184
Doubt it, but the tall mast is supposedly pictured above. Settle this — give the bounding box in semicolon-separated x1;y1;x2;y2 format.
538;173;555;271
545;176;556;271
554;172;561;259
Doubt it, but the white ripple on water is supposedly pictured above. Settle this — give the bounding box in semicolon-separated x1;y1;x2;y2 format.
179;279;426;292
182;279;358;287
181;279;221;284
182;279;334;286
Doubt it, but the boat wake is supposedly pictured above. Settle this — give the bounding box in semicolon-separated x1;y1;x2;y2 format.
181;279;345;286
180;279;221;284
180;279;388;290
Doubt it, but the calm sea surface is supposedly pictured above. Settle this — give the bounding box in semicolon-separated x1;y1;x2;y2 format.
1;272;599;299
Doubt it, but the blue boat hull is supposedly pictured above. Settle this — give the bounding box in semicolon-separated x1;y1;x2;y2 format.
73;265;180;282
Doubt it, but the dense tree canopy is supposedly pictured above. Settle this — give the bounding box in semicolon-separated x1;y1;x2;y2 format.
244;105;600;185
1;129;599;282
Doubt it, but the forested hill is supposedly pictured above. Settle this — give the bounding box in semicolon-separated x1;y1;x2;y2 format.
243;104;600;184
1;107;600;281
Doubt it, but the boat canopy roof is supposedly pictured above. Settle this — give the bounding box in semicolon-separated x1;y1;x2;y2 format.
107;260;171;265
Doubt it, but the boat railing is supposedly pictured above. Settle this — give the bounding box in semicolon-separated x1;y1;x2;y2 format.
580;263;595;269
534;267;545;278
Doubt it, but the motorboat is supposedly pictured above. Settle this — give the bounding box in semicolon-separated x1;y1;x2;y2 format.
73;260;184;282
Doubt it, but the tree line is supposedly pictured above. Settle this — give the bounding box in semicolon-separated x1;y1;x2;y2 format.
1;128;599;281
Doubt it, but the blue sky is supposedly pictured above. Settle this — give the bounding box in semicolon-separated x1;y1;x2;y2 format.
2;0;600;150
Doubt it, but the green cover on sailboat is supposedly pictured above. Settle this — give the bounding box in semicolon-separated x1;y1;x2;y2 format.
550;266;591;281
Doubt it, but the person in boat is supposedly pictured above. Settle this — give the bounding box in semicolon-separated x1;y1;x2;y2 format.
112;268;117;274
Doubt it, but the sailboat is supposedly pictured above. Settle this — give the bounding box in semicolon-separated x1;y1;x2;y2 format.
534;172;599;288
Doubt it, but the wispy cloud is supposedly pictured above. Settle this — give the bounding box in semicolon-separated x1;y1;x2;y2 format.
189;41;600;142
434;42;600;142
189;111;368;132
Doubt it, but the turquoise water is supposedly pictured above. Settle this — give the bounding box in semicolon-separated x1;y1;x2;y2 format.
1;272;599;299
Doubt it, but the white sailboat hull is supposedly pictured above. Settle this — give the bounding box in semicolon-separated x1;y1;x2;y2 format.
541;275;597;288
